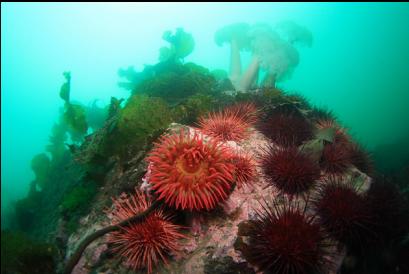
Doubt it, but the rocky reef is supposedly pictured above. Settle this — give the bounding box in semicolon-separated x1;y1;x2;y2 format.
3;25;409;274
62;100;376;274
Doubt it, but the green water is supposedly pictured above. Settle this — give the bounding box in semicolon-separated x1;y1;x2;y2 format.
1;2;409;228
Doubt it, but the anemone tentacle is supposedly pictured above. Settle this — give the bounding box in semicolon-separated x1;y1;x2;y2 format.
147;129;235;211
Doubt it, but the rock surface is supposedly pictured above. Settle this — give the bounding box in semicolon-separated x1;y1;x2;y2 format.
65;122;372;274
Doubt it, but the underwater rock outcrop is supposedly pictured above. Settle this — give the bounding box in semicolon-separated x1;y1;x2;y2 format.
7;25;409;274
61;90;380;274
11;79;408;274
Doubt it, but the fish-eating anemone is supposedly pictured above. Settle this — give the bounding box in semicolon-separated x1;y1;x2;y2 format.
147;129;235;211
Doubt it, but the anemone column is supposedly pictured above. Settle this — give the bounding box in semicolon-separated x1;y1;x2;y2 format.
229;39;242;90
239;55;260;92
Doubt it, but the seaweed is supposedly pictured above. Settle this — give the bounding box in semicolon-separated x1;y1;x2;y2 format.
117;66;155;91
60;182;97;216
159;27;195;62
14;181;43;231
59;71;71;102
85;100;108;132
1;230;56;274
118;28;195;92
31;153;51;190
63;103;88;142
58;72;88;142
107;95;173;159
46;122;68;163
173;93;216;125
133;61;216;105
107;96;124;118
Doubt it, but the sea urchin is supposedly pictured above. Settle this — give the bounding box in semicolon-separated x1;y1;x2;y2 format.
315;118;349;144
257;105;314;147
348;143;374;176
261;146;321;196
107;190;185;274
198;102;257;142
240;200;331;274
231;151;257;188
312;178;374;249
320;141;352;175
147;129;235;211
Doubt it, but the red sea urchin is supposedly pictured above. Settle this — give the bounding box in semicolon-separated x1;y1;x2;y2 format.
224;102;258;125
231;151;257;188
241;200;332;274
260;146;321;196
348;143;374;176
315;118;349;144
147;129;235;211
315;119;355;175
108;190;185;274
320;141;352;175
198;102;257;142
257;105;314;147
312;178;374;249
